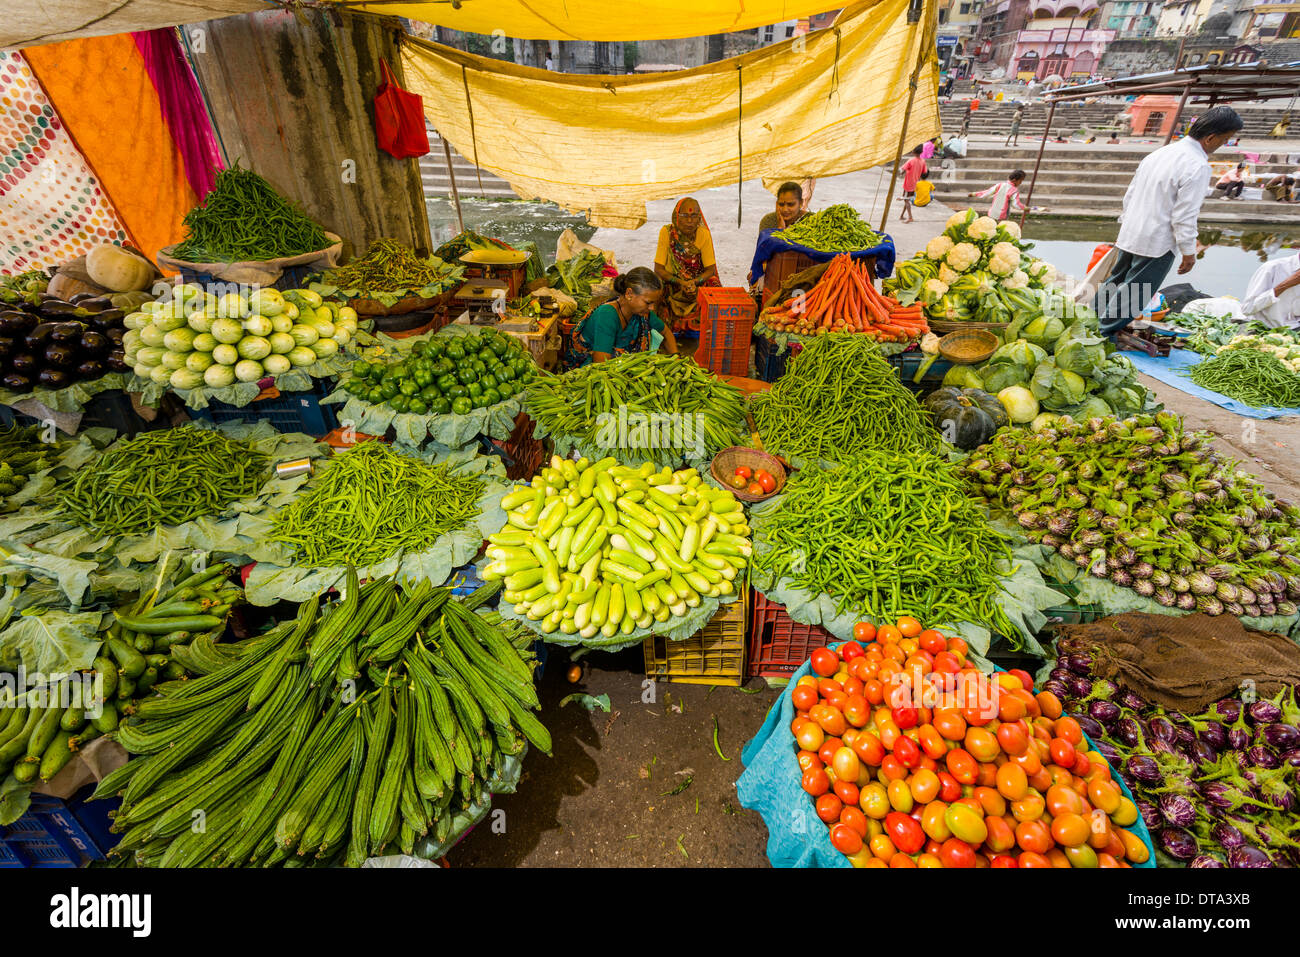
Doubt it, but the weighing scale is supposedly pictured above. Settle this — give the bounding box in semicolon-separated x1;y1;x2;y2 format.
458;248;530;300
451;278;510;324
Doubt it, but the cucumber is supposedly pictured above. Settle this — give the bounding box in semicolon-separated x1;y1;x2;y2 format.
92;657;118;698
132;633;155;653
60;707;85;731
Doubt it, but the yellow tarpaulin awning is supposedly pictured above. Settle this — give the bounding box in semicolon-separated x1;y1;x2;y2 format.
402;0;940;228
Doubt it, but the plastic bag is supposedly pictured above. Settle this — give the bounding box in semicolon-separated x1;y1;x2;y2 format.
374;59;431;159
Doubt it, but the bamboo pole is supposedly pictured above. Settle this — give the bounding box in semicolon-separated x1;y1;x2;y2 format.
1164;84;1193;144
441;134;465;234
1020;99;1055;228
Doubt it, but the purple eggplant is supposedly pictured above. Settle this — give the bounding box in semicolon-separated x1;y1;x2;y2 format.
1200;781;1236;811
1043;680;1069;700
1159;793;1197;828
1116;716;1143;748
1089;700;1122;725
1137;799;1163;829
1247;745;1280;769
1158;827;1199;861
1064;654;1094;676
1147;716;1177;744
1151;738;1179;758
1228;726;1251;751
1190;855;1227;868
1095;741;1121;762
1261;723;1300;752
1227;845;1274;868
1210;820;1247;848
1067;676;1093;698
1188;738;1218;766
1049;667;1072;684
1247;700;1283;725
1127;754;1162;784
1279;748;1300;769
1076;715;1105;740
1199;720;1228;752
1119;690;1147;713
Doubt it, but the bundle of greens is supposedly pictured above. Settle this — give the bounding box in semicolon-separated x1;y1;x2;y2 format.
0;423;62;509
750;333;938;463
962;411;1300;617
772;204;883;252
172;164;330;263
545;249;607;305
751;449;1017;638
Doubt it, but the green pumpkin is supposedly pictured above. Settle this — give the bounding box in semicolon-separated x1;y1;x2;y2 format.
923;386;1009;450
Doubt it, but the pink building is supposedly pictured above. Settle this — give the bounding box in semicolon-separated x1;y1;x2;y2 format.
1009;0;1115;79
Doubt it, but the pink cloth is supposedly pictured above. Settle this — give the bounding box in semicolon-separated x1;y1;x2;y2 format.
134;29;222;200
921;141;936;160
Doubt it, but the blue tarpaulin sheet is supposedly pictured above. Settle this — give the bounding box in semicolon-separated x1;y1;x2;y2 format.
1126;348;1300;420
738;644;1158;868
749;231;896;284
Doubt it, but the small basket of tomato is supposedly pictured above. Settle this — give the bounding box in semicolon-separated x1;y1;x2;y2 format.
710;446;786;502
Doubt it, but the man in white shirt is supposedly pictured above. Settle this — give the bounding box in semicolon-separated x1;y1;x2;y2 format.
1242;252;1300;330
1093;106;1244;338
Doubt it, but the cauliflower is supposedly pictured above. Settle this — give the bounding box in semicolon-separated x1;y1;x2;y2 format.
946;209;977;231
925;235;955;261
1003;269;1030;290
972;271;998;297
945;242;980;273
988;241;1021;277
996;219;1022;241
938;264;961;286
967;216;998;241
920;278;950;305
1027;259;1057;285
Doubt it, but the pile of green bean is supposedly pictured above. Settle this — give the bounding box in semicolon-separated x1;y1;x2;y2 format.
321;238;460;294
751;334;937;463
771;204;883;252
1186;349;1300;409
525;352;747;469
172;164;330;263
58;425;270;536
268;442;483;567
752;449;1018;641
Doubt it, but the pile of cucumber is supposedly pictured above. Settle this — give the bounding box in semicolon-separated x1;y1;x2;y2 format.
93;570;546;867
0;563;243;786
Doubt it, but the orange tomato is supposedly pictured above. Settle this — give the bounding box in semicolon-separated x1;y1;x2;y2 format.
794;721;824;752
868;834;897;862
908;768;941;804
1008;668;1035;692
1035;690;1063;719
852;621;877;643
947;636;969;657
830;823;863;855
864;857;889;868
920;801;952;842
815;793;843;823
898;638;919;657
895;615;922;638
816;677;843;698
1009;747;1042;777
932;651;963;674
859;782;890;820
862;678;885;705
877;624;902;644
848;657;873;682
889;853;917;868
964;727;1001;763
1049;737;1077;769
791;684;818;711
839;805;869;838
832;747;861;784
813;706;847;738
944;803;988;845
996;722;1029;756
879;754;908;782
1051;812;1090;847
1088;815;1113;851
833;778;860;807
825;691;849;712
933;708;968;742
841;675;865;698
975;762;999;789
851;731;885;767
1118;827;1149;864
1073;752;1092;778
917;724;948;760
876;718;902;750
1045;784;1084;817
818;736;841;768
1054;716;1083;745
1011;791;1046;823
1018;850;1052;868
887;779;914;813
796;750;822;773
973;786;1007;818
995;762;1029;801
795;675;819;689
984;814;1017;854
1097;852;1121;868
918;629;947;654
945;748;979;784
1015;819;1053;854
916;853;944;868
1011;688;1042;718
846;847;875;869
997;694;1028;723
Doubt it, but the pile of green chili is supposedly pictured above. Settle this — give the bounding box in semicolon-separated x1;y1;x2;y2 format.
750;334;937;463
752;449;1018;641
268;441;483;567
1186;349;1300;409
525;352;746;468
58;425;270;536
320;238;461;295
771;204;883;252
172;164;330;263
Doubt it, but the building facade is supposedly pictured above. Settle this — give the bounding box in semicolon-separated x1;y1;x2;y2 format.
1098;0;1160;36
940;0;983;75
976;0;1114;78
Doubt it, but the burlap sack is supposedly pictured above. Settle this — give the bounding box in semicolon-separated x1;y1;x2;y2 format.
1054;612;1300;712
156;232;343;286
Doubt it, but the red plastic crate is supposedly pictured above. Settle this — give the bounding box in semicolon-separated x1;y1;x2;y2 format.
746;588;835;679
695;287;756;377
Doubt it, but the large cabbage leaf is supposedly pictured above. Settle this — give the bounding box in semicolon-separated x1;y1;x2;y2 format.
1030;358;1089;410
1054;336;1108;378
979;361;1030;394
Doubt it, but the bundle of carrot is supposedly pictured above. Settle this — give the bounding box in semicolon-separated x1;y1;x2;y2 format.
759;254;929;343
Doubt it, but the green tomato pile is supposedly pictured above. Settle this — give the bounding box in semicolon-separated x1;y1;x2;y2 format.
342;327;538;417
123;285;358;390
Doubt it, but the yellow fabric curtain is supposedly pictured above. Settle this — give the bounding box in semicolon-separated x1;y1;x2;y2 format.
401;0;940;228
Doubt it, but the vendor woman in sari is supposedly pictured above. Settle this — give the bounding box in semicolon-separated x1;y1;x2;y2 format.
653;198;720;329
569;267;679;366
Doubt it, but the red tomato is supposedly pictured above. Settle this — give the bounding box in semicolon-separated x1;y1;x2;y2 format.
734;465;753;480
917;724;948;760
932;651;962;674
813;706;847;738
755;470;777;494
939;837;978;868
937;770;963;803
809;647;839;678
818;736;842;767
843;695;871;729
802;768;830;797
1054;716;1083;746
892;705;918;730
1073;752;1092;778
833;779;860;808
840;805;869;838
1049;737;1077;769
879;754;908;782
885;811;926;854
917;629;947;655
816;678;843;699
796;750;822;773
990;854;1020;868
996;722;1029;756
829;823;863;855
839;640;865;661
791;684;818;711
862;678;885;705
1014;819;1053;854
852;621;877;643
984;814;1017;854
851;731;885;766
746;481;764;496
815;793;843;823
895;616;922;638
893;736;922;769
1008;669;1035;693
1018;851;1053;868
946;748;979;785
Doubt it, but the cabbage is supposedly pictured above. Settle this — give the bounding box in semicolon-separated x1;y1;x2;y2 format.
186;352;214;373
270;314;295;335
1022;314;1066;350
211;317;244;344
312;337;339;358
122;329;141;351
123;312;147;331
268;332;296;355
262;354;292;376
1075;396;1113;419
997;385;1039;424
942;365;984;390
192;333;217;353
1031;359;1089;410
238;336;272;361
132;363;151;378
332;327;352;346
1054;336;1107;378
289;324;320;347
163;328;197;354
287;346;317;368
306;310;336;338
160;350;187;371
135;346;165;368
243;314;273;338
1093;354;1138;388
212;343;240;366
169;368;204;391
989;339;1047;370
138;324;168;349
234;359;264;383
336;317;358;335
204;363;237;388
338;306;358;324
1100;384;1144;415
980;361;1029;394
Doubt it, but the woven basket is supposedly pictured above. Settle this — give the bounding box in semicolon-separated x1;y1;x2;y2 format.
939;329;999;365
710;446;787;503
349;294;439;317
928;320;1009;335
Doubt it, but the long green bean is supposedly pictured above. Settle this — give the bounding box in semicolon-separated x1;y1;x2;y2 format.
771;204;883;252
58;425;270;536
750;334;937;463
268;442;483;567
1186;349;1300;408
752;450;1018;641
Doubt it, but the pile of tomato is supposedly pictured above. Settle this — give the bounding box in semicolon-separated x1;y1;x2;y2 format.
789;617;1151;868
726;464;778;497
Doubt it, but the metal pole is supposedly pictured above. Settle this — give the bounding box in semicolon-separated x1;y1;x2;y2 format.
441;134;465;234
1164;83;1193;144
1020;99;1056;227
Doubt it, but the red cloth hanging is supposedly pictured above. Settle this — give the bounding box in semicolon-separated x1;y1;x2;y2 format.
374;58;430;159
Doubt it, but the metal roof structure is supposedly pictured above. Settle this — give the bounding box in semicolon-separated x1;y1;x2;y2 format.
1044;62;1300;104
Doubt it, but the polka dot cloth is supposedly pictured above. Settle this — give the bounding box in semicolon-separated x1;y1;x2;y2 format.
0;50;128;274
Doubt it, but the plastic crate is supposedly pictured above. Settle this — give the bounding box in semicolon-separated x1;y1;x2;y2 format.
0;789;120;868
189;376;339;438
484;410;550;481
643;591;748;686
447;559;490;599
754;335;801;383
176;262;318;292
695;288;756;378
747;589;836;679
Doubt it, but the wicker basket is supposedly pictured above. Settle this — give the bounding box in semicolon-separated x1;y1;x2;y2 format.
349;294;440;317
710;446;787;503
928;320;1009;335
939;329;999;365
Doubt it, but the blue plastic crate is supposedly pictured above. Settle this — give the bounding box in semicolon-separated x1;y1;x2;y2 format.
448;560;489;599
0;790;121;868
190;376;339;437
754;334;799;383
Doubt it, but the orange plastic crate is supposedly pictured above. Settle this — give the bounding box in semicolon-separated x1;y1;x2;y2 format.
695;287;756;377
